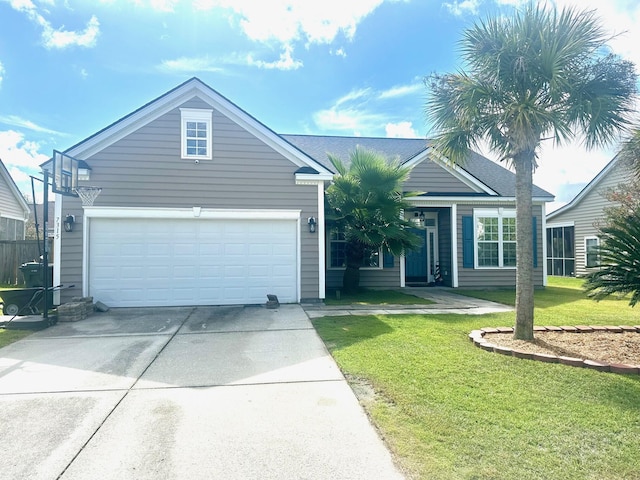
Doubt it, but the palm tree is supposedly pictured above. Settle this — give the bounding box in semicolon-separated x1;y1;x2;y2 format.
583;212;640;307
425;4;637;340
326;147;421;293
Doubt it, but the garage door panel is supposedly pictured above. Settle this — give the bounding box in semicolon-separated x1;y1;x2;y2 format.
89;217;298;307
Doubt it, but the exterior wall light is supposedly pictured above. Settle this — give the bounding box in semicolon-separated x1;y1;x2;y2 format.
308;217;317;233
63;214;75;232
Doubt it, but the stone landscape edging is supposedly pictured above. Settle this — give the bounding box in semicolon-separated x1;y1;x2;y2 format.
469;326;640;375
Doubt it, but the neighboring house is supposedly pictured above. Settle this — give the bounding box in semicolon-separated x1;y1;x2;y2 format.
24;202;56;240
0;159;30;240
546;154;632;277
44;78;554;308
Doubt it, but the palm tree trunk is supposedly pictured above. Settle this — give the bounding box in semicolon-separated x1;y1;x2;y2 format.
343;241;365;293
513;152;535;341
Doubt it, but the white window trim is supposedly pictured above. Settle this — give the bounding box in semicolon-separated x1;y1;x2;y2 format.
180;108;213;160
326;229;383;270
584;236;600;268
473;208;517;269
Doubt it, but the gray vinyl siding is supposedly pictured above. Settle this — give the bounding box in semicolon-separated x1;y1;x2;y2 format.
456;203;544;288
404;158;477;194
326;264;401;290
0;174;27;240
547;160;631;277
60;97;320;303
0;174;27;220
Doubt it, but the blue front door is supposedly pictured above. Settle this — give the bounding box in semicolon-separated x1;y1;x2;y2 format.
405;228;427;282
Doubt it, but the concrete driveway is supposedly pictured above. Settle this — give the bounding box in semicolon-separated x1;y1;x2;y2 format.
0;305;404;480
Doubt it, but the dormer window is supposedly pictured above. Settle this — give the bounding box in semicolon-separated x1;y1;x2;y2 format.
180;108;213;160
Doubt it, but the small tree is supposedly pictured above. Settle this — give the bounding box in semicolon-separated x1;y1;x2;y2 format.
425;4;637;340
583;212;640;306
326;147;421;293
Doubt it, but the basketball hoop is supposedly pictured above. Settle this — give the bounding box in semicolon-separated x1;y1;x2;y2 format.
74;186;102;206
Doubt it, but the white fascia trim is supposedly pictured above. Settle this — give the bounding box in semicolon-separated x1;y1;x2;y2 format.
451;203;459;288
317;182;326;300
407;196;552;206
82;212;89;297
295;173;333;185
541;203;548;287
297;216;302;303
1;213;28;221
546;221;575;228
404;148;498;195
53;196;62;305
83;207;301;220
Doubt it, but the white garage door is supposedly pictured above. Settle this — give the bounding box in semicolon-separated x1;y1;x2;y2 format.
88;217;298;307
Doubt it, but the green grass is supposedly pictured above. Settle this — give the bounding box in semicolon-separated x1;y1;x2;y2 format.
324;288;434;306
312;277;640;479
0;329;31;348
1;285;33;348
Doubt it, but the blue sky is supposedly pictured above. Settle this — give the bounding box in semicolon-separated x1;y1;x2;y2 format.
1;0;639;211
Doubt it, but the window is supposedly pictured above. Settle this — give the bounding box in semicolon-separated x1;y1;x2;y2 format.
585;236;600;268
0;217;24;241
546;225;575;276
180;108;213;160
328;228;380;269
474;209;516;268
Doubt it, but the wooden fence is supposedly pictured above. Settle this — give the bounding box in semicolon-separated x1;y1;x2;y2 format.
0;240;53;285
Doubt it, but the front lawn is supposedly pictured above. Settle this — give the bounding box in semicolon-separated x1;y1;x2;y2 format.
0;329;31;349
312;277;640;479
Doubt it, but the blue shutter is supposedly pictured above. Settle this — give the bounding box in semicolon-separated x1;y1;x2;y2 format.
462;216;474;268
383;249;394;268
532;216;538;268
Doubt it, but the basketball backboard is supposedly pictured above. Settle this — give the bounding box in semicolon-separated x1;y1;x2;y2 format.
52;150;79;197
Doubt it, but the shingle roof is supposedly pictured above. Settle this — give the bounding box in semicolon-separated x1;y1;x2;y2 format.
281;134;554;199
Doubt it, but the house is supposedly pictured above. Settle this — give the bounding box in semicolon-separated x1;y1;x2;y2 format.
0;159;30;241
45;78;554;308
546;154;632;277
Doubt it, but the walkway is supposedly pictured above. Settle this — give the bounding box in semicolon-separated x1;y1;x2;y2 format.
304;287;513;318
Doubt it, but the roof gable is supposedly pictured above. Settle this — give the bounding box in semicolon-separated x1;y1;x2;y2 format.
47;78;332;177
547;154;625;220
0;159;30;218
282;134;554;200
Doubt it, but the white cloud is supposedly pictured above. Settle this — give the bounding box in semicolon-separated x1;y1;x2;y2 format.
8;1;100;49
313;86;417;136
0;115;65;136
549;0;640;70
43;15;100;49
149;0;179;12
0;130;50;202
159;56;226;73
247;45;303;70
385;121;418;138
534;141;614;213
0;130;49;170
331;47;347;58
195;0;386;45
0;60;4;88
191;0;394;69
378;82;422;100
443;0;480;16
